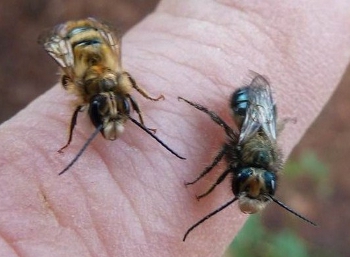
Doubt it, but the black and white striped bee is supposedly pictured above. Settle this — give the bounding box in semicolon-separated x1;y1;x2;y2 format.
179;73;316;241
38;18;185;175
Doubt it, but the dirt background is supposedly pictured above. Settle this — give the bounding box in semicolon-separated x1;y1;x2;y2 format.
0;1;349;256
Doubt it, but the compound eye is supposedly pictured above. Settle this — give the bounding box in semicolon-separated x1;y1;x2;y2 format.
89;94;107;129
123;99;130;114
236;168;252;181
233;168;253;195
263;172;277;195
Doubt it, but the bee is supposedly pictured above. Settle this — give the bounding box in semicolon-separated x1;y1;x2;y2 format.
38;18;185;175
179;73;316;241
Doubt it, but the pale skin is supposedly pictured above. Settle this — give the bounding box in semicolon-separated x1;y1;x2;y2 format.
0;0;350;256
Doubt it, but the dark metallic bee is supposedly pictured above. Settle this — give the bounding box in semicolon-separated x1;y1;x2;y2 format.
179;73;316;241
38;18;185;175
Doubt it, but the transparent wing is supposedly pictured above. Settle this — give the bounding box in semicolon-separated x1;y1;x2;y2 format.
38;18;123;77
38;23;75;79
88;17;122;72
238;74;277;144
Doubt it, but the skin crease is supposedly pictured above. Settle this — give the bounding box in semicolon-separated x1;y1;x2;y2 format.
0;0;350;256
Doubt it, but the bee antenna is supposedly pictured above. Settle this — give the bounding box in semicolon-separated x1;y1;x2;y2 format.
183;197;238;242
127;115;186;160
59;124;103;175
269;195;317;226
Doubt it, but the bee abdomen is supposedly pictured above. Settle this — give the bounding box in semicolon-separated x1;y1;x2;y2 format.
231;87;249;128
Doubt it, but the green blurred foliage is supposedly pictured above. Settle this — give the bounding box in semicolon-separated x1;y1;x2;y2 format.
228;216;309;257
284;150;332;198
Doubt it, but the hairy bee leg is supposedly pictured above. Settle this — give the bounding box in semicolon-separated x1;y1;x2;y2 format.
128;95;156;133
58;105;83;153
178;97;236;137
123;71;165;101
185;146;226;186
196;167;231;200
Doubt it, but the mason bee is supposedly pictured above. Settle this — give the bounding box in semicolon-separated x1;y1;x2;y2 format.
179;73;316;241
38;18;185;175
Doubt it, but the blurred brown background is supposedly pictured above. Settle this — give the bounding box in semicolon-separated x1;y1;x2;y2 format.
0;1;349;256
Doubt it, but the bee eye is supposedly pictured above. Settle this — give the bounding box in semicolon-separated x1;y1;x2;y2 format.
237;168;252;181
89;95;106;129
233;168;253;195
263;172;276;195
122;99;130;114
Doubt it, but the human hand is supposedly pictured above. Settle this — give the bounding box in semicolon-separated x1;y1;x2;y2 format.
0;1;350;256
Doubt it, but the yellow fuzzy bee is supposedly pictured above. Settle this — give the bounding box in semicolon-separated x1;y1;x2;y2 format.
39;18;185;175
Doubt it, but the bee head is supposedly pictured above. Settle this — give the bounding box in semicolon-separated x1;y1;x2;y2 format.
233;167;276;213
89;93;130;140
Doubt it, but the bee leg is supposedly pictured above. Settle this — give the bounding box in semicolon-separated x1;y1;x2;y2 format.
128;95;156;133
123;71;164;101
196;167;231;200
185;145;226;186
58;105;83;153
178;97;236;137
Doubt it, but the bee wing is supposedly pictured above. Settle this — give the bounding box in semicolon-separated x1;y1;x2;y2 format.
38;24;76;79
239;75;277;144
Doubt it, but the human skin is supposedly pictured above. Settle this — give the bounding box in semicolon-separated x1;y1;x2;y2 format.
0;0;350;256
